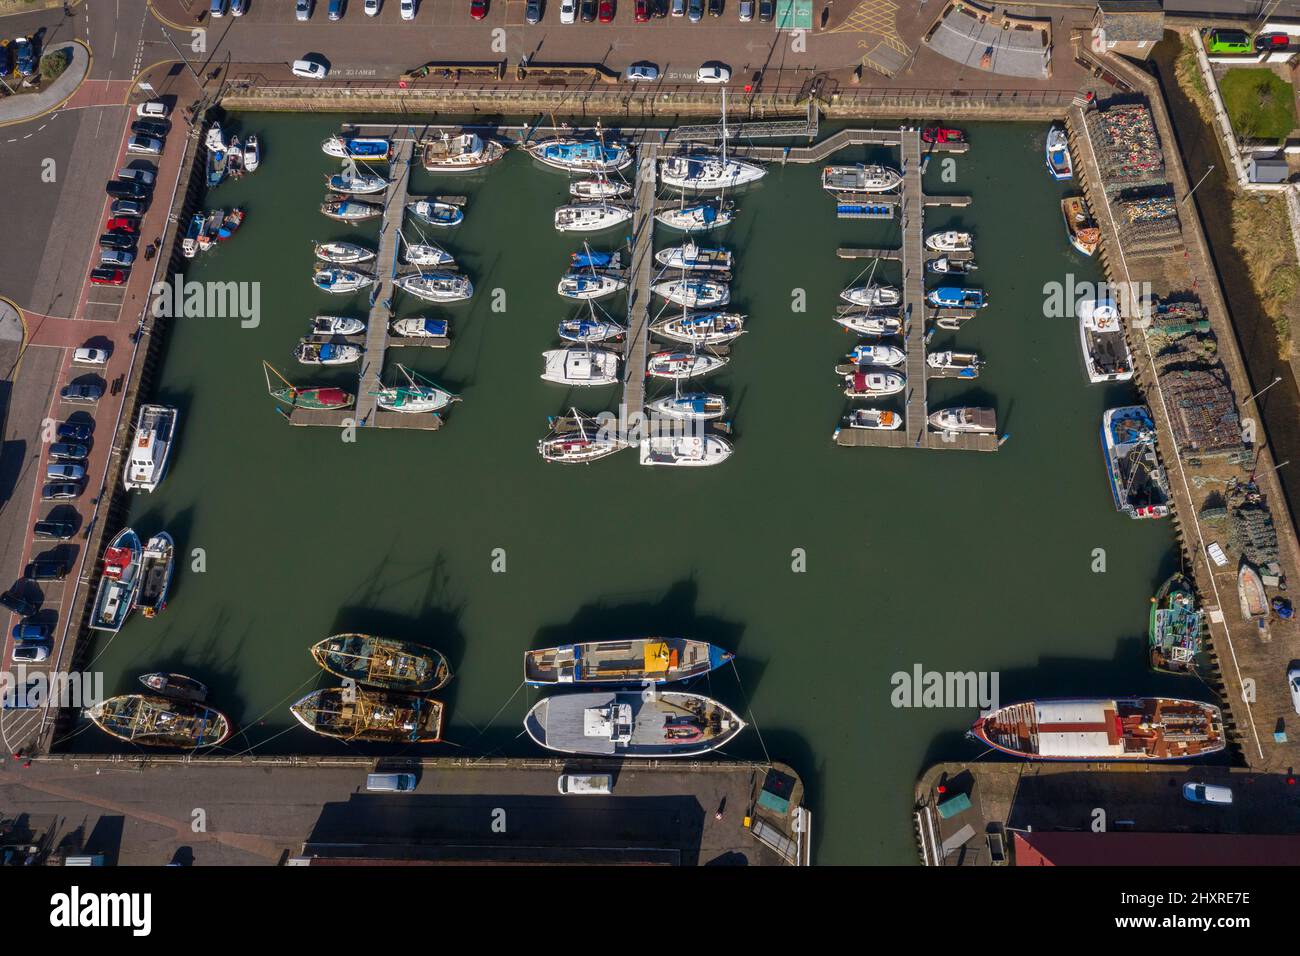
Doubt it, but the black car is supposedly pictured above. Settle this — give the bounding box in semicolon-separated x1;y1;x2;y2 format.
580;0;596;19
57;421;93;442
758;0;772;19
132;119;169;138
707;0;721;14
41;482;81;500
106;180;149;200
99;232;135;250
526;0;541;21
24;559;67;582
49;442;88;461
0;591;38;617
33;520;75;540
111;199;146;218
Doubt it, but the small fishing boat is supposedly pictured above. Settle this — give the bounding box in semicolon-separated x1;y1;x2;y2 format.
570;177;632;200
269;385;354;410
640;433;733;467
87;695;231;748
311;315;366;336
313;241;375;265
291;687;443;743
922;127;964;144
843;408;902;430
925;231;973;253
1101;405;1170;519
538;410;626;463
373;365;459;414
138;673;208;703
646;391;727;421
87;536;141;638
327;169;388;194
195;209;223;254
403;243;455;267
295;340;362;365
310;634;452;693
972;697;1224;761
1238;562;1268;620
558;315;626;343
927;350;984;378
655;242;732;273
652;277;730;308
660;152;766;191
525;638;734;685
1062;195;1100;256
541;348;621;386
205;123;228;188
821;163;902;193
841;285;901;308
926;256;977;274
928;406;996;434
1079;298;1133;383
835;312;903;337
123;404;176;493
527;137;633;174
843;369;905;398
322;134;391;162
216;208;244;240
651;311;745;346
321;199;382;223
647;350;727;379
134;532;174;618
395;272;473;302
422;131;505;172
926;287;986;309
181;213;205;259
1149;574;1206;674
557;271;626;300
390;316;450;338
1045;123;1073;181
847;343;905;367
407;199;464;227
554;202;633;233
524;690;745;757
243;134;260;172
313;268;374;294
655;200;735;233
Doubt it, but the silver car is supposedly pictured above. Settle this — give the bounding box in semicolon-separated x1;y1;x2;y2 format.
127;136;163;155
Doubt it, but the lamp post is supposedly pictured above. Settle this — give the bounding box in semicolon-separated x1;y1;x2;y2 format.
1182;164;1215;204
1244;374;1283;406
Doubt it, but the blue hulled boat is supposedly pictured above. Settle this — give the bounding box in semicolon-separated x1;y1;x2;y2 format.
926;286;987;309
527;137;633;174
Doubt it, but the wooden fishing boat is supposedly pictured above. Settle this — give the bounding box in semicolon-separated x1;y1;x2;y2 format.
87;694;231;748
1238;562;1268;619
290;687;444;743
1149;573;1206;674
1062;195;1100;256
270;385;354;410
525;638;734;685
138;672;208;702
422;132;506;172
310;634;452;692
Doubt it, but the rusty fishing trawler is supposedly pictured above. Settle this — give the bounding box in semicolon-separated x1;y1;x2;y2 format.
310;634;452;692
290;687;444;743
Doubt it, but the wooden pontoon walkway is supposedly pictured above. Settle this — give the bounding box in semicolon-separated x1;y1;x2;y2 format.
622;142;658;416
730;127;968;164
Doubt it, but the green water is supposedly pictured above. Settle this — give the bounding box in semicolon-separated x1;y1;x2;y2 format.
86;116;1190;864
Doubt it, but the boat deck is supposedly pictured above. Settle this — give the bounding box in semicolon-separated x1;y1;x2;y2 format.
622;142;658;415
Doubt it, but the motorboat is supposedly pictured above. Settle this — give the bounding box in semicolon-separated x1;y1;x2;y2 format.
407;199;464;227
134;532;174;618
295;340;362;365
242;134;260;172
311;315;365;336
640;434;734;466
321;134;391;162
527;137;633;174
835;312;902;336
843;408;902;430
655;242;732;273
821;163;902;193
524;690;745;757
123;404;177;492
313;268;374;294
524;638;734;685
1045;123;1073;180
927;256;977;274
1079;298;1134;383
540;348;621;386
928;406;996;434
843;369;905;398
925;231;973;253
1101;405;1170;519
652;277;730;308
89;528;143;633
390;316;450;338
1062;195;1100;256
927;350;984;378
660;152;766;191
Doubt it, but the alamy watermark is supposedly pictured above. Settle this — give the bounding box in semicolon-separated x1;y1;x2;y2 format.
1042;275;1153;326
150;274;260;328
1;667;104;709
890;664;999;711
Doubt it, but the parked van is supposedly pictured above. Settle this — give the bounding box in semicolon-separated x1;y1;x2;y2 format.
1182;782;1233;805
1206;29;1252;54
557;773;612;795
366;772;416;792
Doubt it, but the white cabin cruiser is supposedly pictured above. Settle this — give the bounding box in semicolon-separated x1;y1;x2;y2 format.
640;434;734;467
540;348;621;386
123;404;177;492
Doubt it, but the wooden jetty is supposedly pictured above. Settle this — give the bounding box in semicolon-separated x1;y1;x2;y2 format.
730;127;968;165
837;247;902;261
622;141;658;415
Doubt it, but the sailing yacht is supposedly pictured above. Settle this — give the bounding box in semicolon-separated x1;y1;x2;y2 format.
835;312;902;336
372;365;460;414
660;89;765;191
538;410;627;463
402;242;456;267
541;348;621;386
395;271;473;302
527;136;633;174
326;168;387;195
841;285;901;308
554;201;633;233
571;176;631;200
652;277;730;308
655;199;735;233
646;350;727;379
646;390;728;421
313;268;374;294
557;271;627;300
314;241;375;264
651;310;745;346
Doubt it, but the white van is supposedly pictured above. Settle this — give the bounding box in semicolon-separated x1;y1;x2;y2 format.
1182;782;1233;805
557;773;612;795
366;772;416;792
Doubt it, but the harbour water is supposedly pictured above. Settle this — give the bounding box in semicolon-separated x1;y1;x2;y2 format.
83;115;1190;863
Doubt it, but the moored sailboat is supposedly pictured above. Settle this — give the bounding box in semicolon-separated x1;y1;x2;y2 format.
321;199;382;222
373;365;459;414
646;350;727;379
310;634;452;692
395;271;472;302
554;201;633;233
557;271;627;300
313;241;375;265
652;277;730;308
835;312;902;337
312;315;366;336
655;242;732;273
841;285;901;308
538;410;627;463
527;137;633;174
651;310;744;345
646;391;728;421
655;199;735;233
313;268;375;294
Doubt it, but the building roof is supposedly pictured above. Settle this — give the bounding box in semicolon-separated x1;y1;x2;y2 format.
1248;155;1290;183
1015;831;1300;866
1097;1;1166;42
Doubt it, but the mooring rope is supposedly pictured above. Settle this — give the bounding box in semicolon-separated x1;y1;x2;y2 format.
729;659;771;765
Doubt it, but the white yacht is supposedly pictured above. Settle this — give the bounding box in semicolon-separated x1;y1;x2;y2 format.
821;163;902;193
395;272;473;302
843;369;906;398
640;434;734;467
840;285;901;308
655;242;733;273
834;313;903;336
660;153;766;191
1078;298;1134;384
123;404;177;492
925;231;973;253
557;271;627;300
540;348;621;386
847;343;905;367
646;350;727;379
928;406;997;433
403;243;456;267
652;277;730;309
554;202;633;233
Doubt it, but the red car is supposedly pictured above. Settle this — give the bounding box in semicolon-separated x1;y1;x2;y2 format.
89;268;127;286
1255;32;1289;51
634;0;648;19
598;0;613;20
470;0;487;18
104;217;137;234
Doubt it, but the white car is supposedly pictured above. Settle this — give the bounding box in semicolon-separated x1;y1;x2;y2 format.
136;101;168;119
292;59;330;79
365;0;380;13
400;0;415;18
1289;665;1300;714
98;250;134;267
696;63;731;84
560;0;575;21
625;63;659;82
73;347;110;365
296;0;313;20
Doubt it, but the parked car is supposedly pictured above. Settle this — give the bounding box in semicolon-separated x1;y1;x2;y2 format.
671;0;684;14
106;180;149;200
696;62;731;83
296;0;313;19
33;520;75;541
580;0;596;19
49;443;89;461
132;120;169;139
60;383;103;403
625;62;659;81
42;483;82;500
117;167;155;186
105;217;137;234
99;249;135;267
758;0;772;20
526;0;541;21
365;0;381;13
13;37;35;77
1182;783;1233;806
1289;665;1300;714
635;0;649;20
738;0;752;19
559;0;575;20
0;42;11;79
292;58;329;79
707;0;721;15
231;0;248;14
89;268;127;286
111;199;145;218
598;0;613;20
57;422;92;442
136;101;168;119
400;0;415;18
209;0;228;17
687;0;702;21
328;0;345;19
12;644;49;663
127;136;163;155
1255;31;1290;51
1206;28;1251;55
471;0;488;17
12;622;51;642
46;463;86;481
99;233;135;251
73;346;110;365
24;558;67;581
0;591;38;617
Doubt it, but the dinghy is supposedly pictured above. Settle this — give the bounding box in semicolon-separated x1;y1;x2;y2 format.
557;271;627;300
313;268;374;294
138;672;207;702
847;343;905;367
835;312;903;336
655;199;735;233
541;348;621;386
1238;562;1268;620
646;391;728;421
652;277;730;308
843;408;902;430
527;137;633;173
395;272;473;302
321;199;382;222
407;199;464;227
821;163;902;193
422;131;505;171
373;364;460;414
311;315;366;336
295;340;362;365
655;242;732;273
313;241;375;265
927;256;977;274
554;202;633;232
390;317;450;338
928;406;996;433
843;369;905;398
924;231;973;253
647;350;727;379
841;285;901;308
652;310;745;345
640;433;734;467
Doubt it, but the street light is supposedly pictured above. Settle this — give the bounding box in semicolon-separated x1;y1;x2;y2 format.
1244;374;1283;406
1182;164;1215;204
